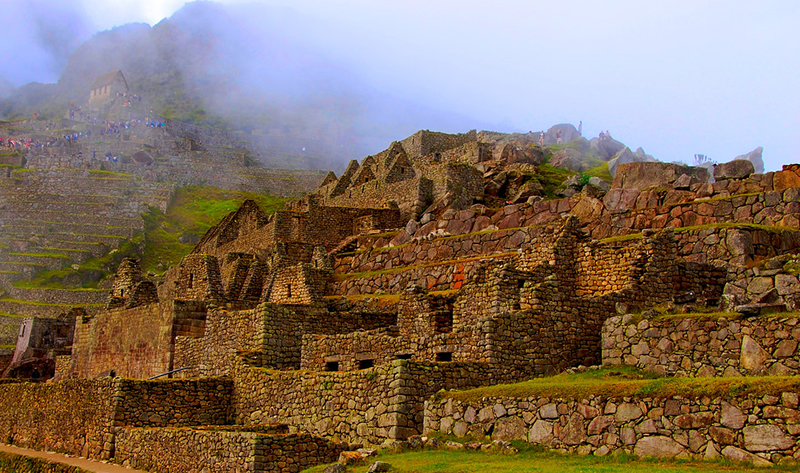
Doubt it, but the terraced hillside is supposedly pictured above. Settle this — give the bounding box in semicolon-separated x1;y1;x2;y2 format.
0;100;324;348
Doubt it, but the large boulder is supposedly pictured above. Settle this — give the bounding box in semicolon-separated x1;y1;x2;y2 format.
733;146;764;173
549;148;592;171
607;147;657;177
590;136;626;160
714;159;755;180
612;162;709;190
544;123;580;145
131;150;155;165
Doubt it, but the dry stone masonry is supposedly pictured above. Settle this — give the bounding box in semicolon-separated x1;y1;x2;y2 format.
3;126;800;471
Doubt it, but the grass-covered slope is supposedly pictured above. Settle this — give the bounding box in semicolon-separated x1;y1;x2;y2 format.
13;186;287;289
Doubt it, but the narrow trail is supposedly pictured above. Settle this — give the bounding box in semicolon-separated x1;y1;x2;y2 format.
0;444;147;473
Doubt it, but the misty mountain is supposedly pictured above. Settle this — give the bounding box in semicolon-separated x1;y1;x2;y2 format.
0;1;483;169
0;76;14;100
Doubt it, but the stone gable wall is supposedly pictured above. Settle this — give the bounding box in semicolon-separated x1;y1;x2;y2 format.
70;301;176;379
425;391;800;465
603;314;800;377
70;301;207;379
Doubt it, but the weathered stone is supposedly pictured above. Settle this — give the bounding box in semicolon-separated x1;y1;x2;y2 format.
721;446;772;466
561;413;587;445
492;416;526;441
634;436;686;458
539;403;559;419
714;160;755;180
615;403;643;422
528;420;554;445
721;402;746;429
743;424;795;452
740;334;770;373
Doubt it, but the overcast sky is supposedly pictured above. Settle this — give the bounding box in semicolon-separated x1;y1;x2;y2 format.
2;0;798;171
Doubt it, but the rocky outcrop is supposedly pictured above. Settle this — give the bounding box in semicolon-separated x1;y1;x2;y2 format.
714;159;755;180
612;161;709;190
733;147;765;174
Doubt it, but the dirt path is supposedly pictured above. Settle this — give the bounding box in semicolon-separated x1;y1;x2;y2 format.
0;444;147;473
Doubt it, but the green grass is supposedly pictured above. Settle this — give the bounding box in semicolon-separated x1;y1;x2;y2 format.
441;366;800;403
599;222;799;245
333;252;517;282
304;447;786;473
87;170;133;177
0;298;103;307
532;164;572;198
140;186;288;274
8;252;68;259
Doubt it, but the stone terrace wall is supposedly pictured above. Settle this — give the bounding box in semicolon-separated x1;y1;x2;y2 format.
114;378;232;427
603;314;800;377
0;379;117;460
115;428;344;473
231;360;491;445
425;391;800;465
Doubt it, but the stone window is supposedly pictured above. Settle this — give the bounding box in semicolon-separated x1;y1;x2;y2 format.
433;311;453;333
325;361;339;371
19;324;25;337
188;274;194;289
436;352;452;362
358;359;374;369
518;279;526;288
286;284;292;298
395;353;412;360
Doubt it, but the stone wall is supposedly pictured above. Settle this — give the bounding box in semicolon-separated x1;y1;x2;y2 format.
70;300;207;379
174;303;395;375
603;314;800;377
115;428;344;473
231;360;491;445
0;379;117;459
425;391;800;465
113;378;232;427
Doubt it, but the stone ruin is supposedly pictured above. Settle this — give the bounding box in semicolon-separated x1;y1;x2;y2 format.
3;129;800;470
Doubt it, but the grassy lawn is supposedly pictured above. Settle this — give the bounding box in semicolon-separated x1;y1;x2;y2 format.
441;366;800;403
304;447;788;473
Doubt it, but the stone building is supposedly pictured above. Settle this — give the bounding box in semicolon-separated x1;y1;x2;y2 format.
88;70;129;105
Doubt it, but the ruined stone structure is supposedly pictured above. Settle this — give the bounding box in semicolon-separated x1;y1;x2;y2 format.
89;70;129;106
2;128;800;470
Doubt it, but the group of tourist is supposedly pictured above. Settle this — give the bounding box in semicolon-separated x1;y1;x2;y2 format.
598;130;613;141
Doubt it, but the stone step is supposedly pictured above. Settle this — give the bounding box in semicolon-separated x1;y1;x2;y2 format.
0;210;142;228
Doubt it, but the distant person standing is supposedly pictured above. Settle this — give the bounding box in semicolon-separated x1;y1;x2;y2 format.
556;129;563;144
539;131;545;146
578;121;582;136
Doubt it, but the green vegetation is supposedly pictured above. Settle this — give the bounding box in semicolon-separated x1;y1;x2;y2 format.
440;366;800;403
87;170;133;177
531;164;572;198
12;186;287;288
585;161;613;182
140;186;287;274
0;298;103;308
305;446;785;473
599;222;799;245
8;252;69;259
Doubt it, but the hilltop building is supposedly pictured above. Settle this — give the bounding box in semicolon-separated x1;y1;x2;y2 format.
88;70;129;105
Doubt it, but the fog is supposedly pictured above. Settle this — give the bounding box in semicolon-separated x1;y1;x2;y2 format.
1;0;798;171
